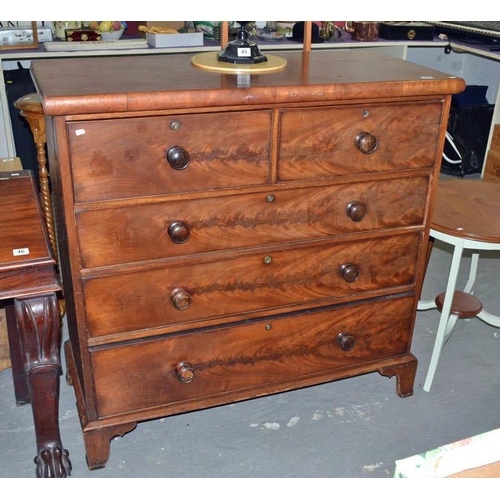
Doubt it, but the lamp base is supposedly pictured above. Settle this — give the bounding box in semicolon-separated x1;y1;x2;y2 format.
217;21;268;64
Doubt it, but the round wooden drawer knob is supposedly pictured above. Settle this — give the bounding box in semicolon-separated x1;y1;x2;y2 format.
339;263;360;283
336;332;356;351
166;145;190;170
346;201;367;222
168;221;190;244
171;288;191;310
355;132;378;154
175;362;195;383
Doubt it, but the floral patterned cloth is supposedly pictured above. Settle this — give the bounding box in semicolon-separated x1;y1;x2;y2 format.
394;428;500;477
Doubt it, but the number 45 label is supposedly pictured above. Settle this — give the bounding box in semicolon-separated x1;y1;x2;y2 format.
13;247;30;256
237;47;251;57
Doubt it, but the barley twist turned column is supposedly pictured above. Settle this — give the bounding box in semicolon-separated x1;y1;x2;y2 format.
14;93;65;317
14;93;57;261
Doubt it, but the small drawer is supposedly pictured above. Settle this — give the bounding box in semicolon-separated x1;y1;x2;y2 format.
83;232;421;337
76;176;428;268
68;111;272;203
278;101;443;181
91;295;414;417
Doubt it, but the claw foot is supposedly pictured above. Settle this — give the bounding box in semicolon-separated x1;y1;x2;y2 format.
35;445;72;478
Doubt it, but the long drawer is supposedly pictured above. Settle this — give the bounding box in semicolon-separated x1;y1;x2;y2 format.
91;295;414;418
67;110;272;203
278;101;443;180
76;176;429;268
82;232;421;337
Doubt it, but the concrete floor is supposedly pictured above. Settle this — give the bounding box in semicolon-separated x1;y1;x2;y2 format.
2;199;500;479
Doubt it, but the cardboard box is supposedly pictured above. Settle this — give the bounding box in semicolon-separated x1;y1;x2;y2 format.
0;157;23;171
492;124;500;144
0;309;9;372
489;124;500;154
448;460;500;478
146;32;203;48
482;148;500;183
490;137;500;154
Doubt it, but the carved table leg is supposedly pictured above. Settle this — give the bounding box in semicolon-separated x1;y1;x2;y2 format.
378;355;418;398
6;304;30;404
14;293;71;478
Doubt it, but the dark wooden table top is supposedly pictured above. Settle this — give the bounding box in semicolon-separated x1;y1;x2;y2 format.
431;179;500;243
0;171;59;300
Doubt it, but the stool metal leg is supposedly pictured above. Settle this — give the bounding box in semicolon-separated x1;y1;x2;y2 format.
417;298;437;311
469;252;500;327
423;239;465;392
476;309;500;327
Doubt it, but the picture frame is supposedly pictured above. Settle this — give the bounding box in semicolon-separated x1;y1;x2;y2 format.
0;21;39;50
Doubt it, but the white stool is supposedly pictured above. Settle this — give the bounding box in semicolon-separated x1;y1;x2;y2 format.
418;179;500;392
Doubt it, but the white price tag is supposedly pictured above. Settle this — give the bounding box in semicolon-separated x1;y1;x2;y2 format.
237;47;251;57
13;247;30;256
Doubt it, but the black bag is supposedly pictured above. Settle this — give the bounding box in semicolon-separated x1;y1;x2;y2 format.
3;62;39;187
441;86;494;177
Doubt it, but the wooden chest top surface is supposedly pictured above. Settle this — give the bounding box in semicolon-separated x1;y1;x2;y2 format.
30;50;465;116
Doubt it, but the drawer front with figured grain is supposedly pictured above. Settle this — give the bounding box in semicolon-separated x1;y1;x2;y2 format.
76;176;428;268
278;101;443;181
91;295;414;417
83;232;421;337
68;111;272;203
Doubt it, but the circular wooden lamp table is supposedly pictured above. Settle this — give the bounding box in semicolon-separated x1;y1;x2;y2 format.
418;179;500;391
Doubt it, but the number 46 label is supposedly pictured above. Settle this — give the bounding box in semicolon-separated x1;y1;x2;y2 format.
13;247;30;256
237;47;251;57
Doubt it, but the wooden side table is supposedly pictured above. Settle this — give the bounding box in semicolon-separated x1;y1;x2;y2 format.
418;179;500;392
0;170;71;478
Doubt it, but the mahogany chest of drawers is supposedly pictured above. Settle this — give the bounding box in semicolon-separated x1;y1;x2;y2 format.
30;50;465;471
